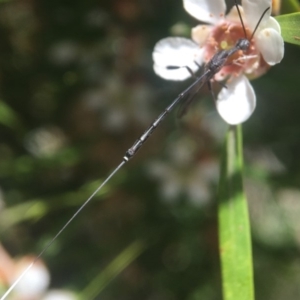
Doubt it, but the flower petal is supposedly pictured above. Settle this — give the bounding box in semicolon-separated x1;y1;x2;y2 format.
216;75;256;125
226;5;244;24
183;0;226;24
255;27;284;65
191;24;213;46
242;0;271;33
152;37;204;81
263;16;281;33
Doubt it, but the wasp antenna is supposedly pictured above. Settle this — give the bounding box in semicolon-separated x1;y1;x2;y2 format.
235;0;247;39
250;7;270;40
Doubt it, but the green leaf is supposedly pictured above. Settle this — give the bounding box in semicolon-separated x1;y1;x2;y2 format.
218;125;254;300
0;100;20;128
276;13;300;45
79;240;147;299
281;0;300;14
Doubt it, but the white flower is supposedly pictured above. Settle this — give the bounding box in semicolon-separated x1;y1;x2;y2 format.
152;0;284;125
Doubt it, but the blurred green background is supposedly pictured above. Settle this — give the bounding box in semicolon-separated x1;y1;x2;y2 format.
0;0;300;299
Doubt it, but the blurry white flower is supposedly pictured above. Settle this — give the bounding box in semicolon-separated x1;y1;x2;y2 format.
13;256;50;299
42;290;78;300
148;136;218;205
24;126;66;157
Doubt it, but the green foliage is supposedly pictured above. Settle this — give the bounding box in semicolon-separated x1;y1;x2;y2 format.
0;101;20;129
218;126;253;300
276;13;300;45
80;240;147;300
281;0;300;14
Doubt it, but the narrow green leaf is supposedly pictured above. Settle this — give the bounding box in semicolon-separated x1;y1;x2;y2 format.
276;13;300;45
218;125;254;300
79;240;147;300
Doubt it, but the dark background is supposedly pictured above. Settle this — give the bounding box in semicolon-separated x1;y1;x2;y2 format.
0;0;300;299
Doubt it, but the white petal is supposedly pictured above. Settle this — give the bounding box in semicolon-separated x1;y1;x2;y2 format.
255;28;284;65
191;24;213;46
263;16;281;33
152;37;204;81
183;0;226;24
216;75;256;125
242;0;271;33
226;5;244;24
